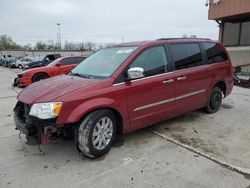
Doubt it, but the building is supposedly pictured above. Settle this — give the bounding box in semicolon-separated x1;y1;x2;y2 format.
208;0;250;72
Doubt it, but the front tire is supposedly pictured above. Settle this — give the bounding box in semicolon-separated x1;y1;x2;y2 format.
77;109;117;158
18;64;23;69
205;86;223;114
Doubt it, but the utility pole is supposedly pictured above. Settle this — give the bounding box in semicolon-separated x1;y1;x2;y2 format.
57;23;61;50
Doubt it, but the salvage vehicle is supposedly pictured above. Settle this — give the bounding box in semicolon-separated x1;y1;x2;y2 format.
13;56;86;87
23;54;61;69
15;57;35;69
14;38;234;158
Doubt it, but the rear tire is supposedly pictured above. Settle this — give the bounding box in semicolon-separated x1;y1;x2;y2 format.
18;64;23;69
32;73;49;83
77;109;117;158
205;86;223;114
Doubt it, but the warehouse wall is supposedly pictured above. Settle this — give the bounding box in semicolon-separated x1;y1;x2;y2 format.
208;0;250;20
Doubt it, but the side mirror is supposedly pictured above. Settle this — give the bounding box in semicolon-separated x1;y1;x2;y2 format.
127;67;145;80
55;62;61;67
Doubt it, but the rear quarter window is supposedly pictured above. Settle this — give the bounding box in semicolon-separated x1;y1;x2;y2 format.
169;43;203;70
203;43;228;64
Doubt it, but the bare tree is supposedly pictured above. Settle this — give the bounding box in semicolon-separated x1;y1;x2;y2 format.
0;35;22;49
35;41;47;50
85;42;96;51
64;41;79;50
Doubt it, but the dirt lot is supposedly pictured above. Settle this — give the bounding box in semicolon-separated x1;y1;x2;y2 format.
0;67;250;188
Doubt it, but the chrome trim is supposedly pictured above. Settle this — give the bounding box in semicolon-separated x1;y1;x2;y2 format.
177;76;187;81
175;89;206;100
112;71;174;87
163;79;174;84
134;89;206;112
134;98;175;112
112;82;125;87
131;72;174;83
112;63;213;87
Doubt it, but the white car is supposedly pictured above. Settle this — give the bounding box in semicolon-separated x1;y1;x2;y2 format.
15;57;34;69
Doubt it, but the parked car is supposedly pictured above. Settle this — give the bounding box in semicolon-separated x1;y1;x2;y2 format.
15;57;34;69
14;38;234;158
23;54;61;69
0;57;4;66
13;56;86;87
6;57;17;68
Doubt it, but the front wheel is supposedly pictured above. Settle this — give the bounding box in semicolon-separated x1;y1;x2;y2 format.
205;86;223;114
77;109;117;158
18;64;23;69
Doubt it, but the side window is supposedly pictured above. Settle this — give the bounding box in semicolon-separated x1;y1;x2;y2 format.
75;57;86;64
169;43;203;70
61;58;77;65
130;46;167;77
203;43;228;64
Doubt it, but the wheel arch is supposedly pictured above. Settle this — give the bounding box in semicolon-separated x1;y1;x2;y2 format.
80;107;124;136
214;80;227;97
60;98;126;136
32;72;50;81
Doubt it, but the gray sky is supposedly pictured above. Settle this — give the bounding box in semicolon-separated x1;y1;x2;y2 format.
0;0;218;45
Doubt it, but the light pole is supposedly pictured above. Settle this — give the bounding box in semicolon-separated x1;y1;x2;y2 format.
57;23;61;50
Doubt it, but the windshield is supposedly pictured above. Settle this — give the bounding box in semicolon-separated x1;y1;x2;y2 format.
47;58;62;67
71;46;137;79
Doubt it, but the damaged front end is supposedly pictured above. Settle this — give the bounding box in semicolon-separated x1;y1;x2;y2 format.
14;101;61;146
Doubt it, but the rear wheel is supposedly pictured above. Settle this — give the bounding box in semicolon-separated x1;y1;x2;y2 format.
32;73;49;83
77;109;117;158
18;64;23;69
205;86;223;114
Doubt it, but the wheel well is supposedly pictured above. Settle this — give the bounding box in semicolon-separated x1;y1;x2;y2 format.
214;81;226;96
79;107;124;136
32;72;49;80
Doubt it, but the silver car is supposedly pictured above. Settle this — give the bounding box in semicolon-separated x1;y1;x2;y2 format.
15;57;34;69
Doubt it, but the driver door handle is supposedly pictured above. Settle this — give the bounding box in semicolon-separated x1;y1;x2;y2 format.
177;76;187;81
163;79;174;84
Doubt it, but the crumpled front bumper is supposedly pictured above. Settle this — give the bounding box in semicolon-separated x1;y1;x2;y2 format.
14;101;57;145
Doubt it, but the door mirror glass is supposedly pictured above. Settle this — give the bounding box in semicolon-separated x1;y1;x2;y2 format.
127;67;145;80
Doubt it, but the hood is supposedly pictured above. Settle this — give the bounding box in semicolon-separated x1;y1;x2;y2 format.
18;66;52;75
18;75;105;104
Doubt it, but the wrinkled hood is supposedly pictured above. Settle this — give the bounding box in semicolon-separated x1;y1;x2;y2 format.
18;75;105;104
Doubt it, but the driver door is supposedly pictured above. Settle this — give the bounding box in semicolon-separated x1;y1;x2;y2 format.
125;45;175;131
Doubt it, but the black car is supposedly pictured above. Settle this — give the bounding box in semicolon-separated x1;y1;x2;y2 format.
24;54;61;69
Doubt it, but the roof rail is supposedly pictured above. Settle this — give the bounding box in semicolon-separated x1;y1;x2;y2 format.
157;38;212;41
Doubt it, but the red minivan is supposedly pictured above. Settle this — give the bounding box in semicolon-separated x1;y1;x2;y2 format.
14;39;234;158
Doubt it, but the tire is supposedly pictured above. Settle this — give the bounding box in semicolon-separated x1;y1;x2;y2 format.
205;86;223;114
32;73;49;83
18;64;23;69
77;109;117;158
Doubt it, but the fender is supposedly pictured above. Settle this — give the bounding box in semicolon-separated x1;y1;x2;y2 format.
56;97;129;132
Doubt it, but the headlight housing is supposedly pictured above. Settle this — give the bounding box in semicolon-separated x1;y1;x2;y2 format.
29;102;63;119
18;73;30;78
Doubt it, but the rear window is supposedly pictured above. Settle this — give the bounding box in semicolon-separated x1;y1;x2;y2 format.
203;43;228;64
169;43;203;70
